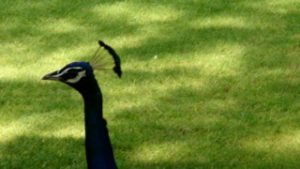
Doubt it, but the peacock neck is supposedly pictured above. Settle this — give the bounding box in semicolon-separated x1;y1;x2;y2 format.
81;81;103;118
80;77;118;169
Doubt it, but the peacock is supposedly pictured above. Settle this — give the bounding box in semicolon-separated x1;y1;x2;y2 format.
42;41;121;169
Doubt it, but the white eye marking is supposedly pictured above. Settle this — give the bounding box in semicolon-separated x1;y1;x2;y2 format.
66;70;86;83
53;67;83;78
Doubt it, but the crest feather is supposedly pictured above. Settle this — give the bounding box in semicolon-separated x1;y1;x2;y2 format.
90;40;122;78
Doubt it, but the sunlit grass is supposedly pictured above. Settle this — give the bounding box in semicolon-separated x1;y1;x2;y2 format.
132;142;194;163
91;2;182;24
190;16;248;29
0;0;299;169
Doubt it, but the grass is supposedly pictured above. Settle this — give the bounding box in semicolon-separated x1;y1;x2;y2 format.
0;0;299;168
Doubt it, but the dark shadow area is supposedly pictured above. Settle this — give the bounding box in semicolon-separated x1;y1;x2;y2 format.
0;0;299;169
0;0;297;70
0;80;84;132
0;135;213;169
110;71;299;169
0;135;85;169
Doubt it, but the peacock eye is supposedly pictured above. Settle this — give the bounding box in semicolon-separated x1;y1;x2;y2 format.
69;71;77;76
62;69;78;79
68;69;80;73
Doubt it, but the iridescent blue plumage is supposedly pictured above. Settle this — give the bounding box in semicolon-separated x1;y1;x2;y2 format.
42;41;121;169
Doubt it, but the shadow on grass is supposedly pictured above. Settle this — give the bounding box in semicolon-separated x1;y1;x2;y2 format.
110;70;299;169
0;0;297;61
0;135;211;169
0;136;85;169
0;73;299;169
0;0;299;169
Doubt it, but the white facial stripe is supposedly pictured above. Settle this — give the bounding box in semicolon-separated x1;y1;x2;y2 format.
66;70;86;83
54;66;83;78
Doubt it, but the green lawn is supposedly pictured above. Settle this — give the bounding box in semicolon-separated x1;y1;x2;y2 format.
0;0;299;169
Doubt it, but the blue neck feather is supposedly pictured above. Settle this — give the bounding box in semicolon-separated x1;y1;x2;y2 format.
80;77;118;169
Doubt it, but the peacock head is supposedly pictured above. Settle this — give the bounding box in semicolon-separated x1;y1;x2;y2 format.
42;61;94;85
42;41;122;92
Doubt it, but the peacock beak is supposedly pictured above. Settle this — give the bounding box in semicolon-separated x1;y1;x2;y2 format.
42;70;62;81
